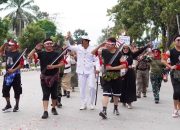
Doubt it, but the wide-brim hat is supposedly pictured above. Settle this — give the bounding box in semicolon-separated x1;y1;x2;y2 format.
81;36;90;41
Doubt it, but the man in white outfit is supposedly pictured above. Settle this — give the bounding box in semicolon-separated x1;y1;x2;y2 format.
66;35;99;110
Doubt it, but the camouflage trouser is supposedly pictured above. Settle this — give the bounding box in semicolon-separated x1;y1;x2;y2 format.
57;76;62;97
150;73;163;101
136;70;149;96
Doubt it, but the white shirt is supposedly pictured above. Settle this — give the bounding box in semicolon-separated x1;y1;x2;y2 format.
67;42;97;74
63;53;76;73
64;54;71;74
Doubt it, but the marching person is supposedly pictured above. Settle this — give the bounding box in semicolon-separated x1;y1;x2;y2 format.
149;48;166;104
28;38;64;119
61;50;76;98
120;43;151;109
0;39;24;112
92;37;127;119
66;34;99;110
162;35;180;118
136;51;151;98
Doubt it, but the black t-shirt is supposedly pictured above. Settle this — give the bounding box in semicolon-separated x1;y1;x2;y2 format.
5;51;20;70
170;48;180;65
37;51;62;76
102;49;122;72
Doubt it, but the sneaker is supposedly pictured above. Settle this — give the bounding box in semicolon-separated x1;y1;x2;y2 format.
13;105;19;112
89;104;94;110
143;93;147;97
155;100;159;104
42;111;48;119
113;109;120;115
51;108;58;115
2;105;12;112
79;104;87;110
172;110;179;118
99;111;107;119
127;103;132;109
57;102;62;108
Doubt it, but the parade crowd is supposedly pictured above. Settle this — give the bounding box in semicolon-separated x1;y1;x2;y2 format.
0;32;180;120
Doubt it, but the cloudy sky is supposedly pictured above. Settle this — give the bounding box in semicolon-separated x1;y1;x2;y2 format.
0;0;117;44
33;0;117;44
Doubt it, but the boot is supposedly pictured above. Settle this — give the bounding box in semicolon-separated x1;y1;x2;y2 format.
57;96;62;108
113;109;120;115
66;91;70;98
63;90;67;96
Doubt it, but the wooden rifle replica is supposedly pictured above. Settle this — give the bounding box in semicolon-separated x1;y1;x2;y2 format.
5;48;27;76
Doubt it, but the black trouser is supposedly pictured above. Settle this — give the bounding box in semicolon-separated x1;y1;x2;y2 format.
170;72;180;101
41;80;58;100
2;74;22;99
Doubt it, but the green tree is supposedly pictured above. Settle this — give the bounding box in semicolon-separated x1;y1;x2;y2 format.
108;0;180;49
0;0;38;36
0;18;10;44
73;29;88;44
98;26;113;44
108;0;147;42
51;32;65;47
18;23;45;52
0;0;7;4
36;19;56;38
144;0;180;49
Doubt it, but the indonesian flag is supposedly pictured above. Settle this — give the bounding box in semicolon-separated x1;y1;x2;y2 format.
116;40;124;48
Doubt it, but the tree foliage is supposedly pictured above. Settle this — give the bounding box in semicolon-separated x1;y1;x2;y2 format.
0;0;7;4
18;23;45;52
51;32;65;47
108;0;180;49
73;29;88;41
0;0;38;36
0;18;10;44
98;26;113;44
36;19;56;38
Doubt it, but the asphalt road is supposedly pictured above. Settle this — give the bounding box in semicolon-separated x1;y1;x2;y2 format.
0;71;179;130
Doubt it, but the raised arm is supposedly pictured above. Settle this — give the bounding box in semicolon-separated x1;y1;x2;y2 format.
0;42;8;53
28;43;43;59
132;42;152;59
91;42;106;56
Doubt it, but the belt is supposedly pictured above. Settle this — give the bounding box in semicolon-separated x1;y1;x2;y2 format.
137;68;148;71
65;66;71;70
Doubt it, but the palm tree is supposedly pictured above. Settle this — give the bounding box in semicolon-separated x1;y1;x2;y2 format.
0;0;38;36
0;0;8;4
